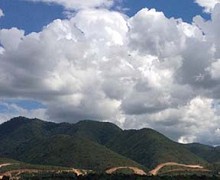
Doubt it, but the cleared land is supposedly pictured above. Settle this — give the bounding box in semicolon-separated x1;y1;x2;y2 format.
0;163;12;168
0;161;213;179
106;166;147;175
149;162;207;175
0;161;92;179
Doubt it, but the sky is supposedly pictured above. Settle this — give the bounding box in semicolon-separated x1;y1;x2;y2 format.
0;0;220;146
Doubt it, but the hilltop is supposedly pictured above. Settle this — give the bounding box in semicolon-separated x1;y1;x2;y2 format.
0;116;219;176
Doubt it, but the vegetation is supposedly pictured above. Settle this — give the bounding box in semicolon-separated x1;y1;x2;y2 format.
106;129;206;168
20;172;77;180
18;173;220;180
0;117;141;171
0;162;70;174
185;143;220;163
1;116;220;177
13;134;141;171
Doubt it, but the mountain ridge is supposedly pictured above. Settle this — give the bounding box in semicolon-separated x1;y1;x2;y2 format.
0;116;219;172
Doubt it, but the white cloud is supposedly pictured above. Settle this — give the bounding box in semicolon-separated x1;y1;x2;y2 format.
208;59;220;79
0;9;4;17
128;8;185;57
1;7;220;145
122;96;220;145
195;0;220;13
24;0;115;10
0;102;46;124
0;28;25;50
71;9;128;45
178;97;218;144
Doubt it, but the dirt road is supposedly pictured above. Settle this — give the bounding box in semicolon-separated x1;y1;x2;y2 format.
106;166;147;175
149;162;205;175
0;169;40;178
159;168;210;175
64;168;90;176
0;163;12;168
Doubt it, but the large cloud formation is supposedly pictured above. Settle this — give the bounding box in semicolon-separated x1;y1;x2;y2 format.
1;4;220;145
195;0;220;12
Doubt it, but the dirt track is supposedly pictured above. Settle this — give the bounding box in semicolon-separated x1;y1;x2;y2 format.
0;162;209;177
0;168;91;178
0;163;12;168
0;169;40;178
71;169;83;176
106;166;147;175
65;168;90;176
159;168;210;175
149;162;205;175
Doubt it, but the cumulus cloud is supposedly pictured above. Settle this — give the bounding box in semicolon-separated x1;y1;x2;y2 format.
208;59;220;79
122;96;220;145
0;101;46;124
24;0;115;10
195;0;220;13
0;9;4;17
1;6;220;145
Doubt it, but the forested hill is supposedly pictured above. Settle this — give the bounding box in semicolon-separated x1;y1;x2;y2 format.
0;116;219;171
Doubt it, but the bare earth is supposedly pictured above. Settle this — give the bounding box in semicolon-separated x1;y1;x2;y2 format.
159;168;211;175
149;162;206;175
0;168;92;179
65;168;91;176
0;169;40;177
106;166;147;175
0;163;12;168
0;162;210;178
71;169;83;176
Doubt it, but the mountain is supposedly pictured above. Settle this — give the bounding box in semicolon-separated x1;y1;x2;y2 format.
0;116;218;172
14;134;142;171
185;143;220;163
0;117;141;171
106;128;206;168
66;120;122;144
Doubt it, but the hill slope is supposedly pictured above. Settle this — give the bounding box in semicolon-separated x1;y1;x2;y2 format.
185;143;220;163
0;117;142;171
12;134;141;171
106;128;206;168
0;116;217;171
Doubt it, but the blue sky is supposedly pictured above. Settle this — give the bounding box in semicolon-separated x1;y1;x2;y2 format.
0;0;210;34
0;0;65;33
1;0;220;145
122;0;210;22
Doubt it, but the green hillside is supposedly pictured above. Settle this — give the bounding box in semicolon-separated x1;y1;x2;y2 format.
11;134;141;171
51;120;122;144
0;117;142;171
106;128;206;168
0;116;218;172
73;120;122;144
186;143;220;163
0;157;71;172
